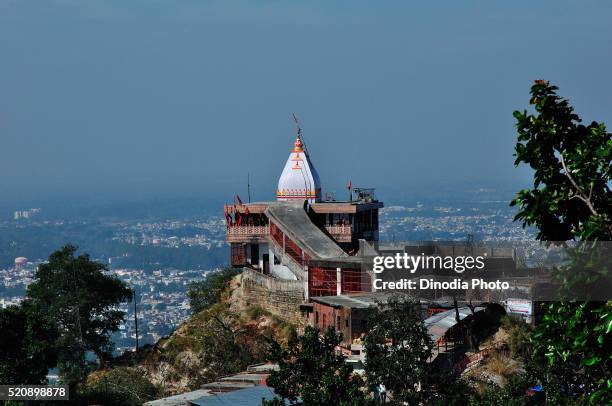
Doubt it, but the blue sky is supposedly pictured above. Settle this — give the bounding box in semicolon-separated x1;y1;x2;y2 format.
1;1;611;205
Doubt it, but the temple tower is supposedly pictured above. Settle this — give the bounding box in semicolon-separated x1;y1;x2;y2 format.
276;136;322;204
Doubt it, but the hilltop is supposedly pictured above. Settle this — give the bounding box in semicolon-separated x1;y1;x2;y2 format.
121;272;295;396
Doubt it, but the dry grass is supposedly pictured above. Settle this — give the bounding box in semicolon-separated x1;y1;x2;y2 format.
485;350;519;378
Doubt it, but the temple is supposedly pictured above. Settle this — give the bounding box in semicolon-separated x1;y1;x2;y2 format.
223;123;520;357
224;127;383;300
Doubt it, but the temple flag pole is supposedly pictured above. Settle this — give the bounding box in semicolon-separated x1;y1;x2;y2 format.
347;180;352;202
247;173;251;203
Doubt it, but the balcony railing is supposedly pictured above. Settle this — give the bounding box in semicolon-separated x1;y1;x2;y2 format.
325;224;352;234
325;224;352;242
226;225;270;238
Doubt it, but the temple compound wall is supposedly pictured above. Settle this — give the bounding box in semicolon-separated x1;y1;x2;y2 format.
235;267;304;325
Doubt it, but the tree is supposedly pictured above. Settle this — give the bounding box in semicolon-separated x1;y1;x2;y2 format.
364;295;469;405
265;326;368;406
0;303;58;384
511;80;611;241
187;267;241;313
511;81;612;404
27;245;133;384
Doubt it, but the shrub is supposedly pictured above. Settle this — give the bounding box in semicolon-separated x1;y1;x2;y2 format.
500;315;533;359
187;268;241;313
78;367;159;406
246;305;271;320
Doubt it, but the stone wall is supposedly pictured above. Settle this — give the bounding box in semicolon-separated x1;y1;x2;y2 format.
235;268;305;325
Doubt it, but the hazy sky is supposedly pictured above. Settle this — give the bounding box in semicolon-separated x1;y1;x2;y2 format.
1;1;611;206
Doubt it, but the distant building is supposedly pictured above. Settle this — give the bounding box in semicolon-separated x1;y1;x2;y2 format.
14;256;28;270
13;208;41;220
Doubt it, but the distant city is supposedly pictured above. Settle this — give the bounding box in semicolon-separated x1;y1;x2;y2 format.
1;196;534;354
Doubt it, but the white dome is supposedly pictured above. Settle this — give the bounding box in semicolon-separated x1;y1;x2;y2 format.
276;136;321;203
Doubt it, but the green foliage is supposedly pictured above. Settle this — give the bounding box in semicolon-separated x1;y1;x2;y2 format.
469;374;539;406
266;326;368;406
500;315;533;359
78;367;159;406
187;267;241;313
511;81;612;404
364;295;470;405
364;296;432;403
511;80;612;241
529;301;611;404
0;303;58;384
26;245;133;384
0;245;132;387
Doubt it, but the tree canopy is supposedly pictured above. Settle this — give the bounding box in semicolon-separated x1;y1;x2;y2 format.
26;245;132;384
511;80;612;241
0;302;58;384
364;295;469;405
265;326;367;406
511;81;612;404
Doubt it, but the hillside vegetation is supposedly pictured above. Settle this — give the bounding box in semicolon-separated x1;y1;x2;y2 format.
132;271;296;396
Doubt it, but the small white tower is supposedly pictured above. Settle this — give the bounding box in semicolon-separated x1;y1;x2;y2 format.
276;136;322;204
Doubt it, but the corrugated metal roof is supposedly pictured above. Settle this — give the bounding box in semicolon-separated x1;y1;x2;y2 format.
311;292;417;309
424;306;484;341
144;390;212;406
190;385;282;405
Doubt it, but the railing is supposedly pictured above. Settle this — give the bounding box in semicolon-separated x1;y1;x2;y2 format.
270;221;310;265
284;238;305;265
267;233;306;280
325;224;352;242
341;269;372;294
226;225;270;236
308;266;338;297
270;223;284;246
325;225;352;235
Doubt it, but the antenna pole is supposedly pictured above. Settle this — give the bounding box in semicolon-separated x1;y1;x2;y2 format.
134;287;139;354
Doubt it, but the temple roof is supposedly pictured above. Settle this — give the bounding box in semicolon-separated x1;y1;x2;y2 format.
276;136;321;203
